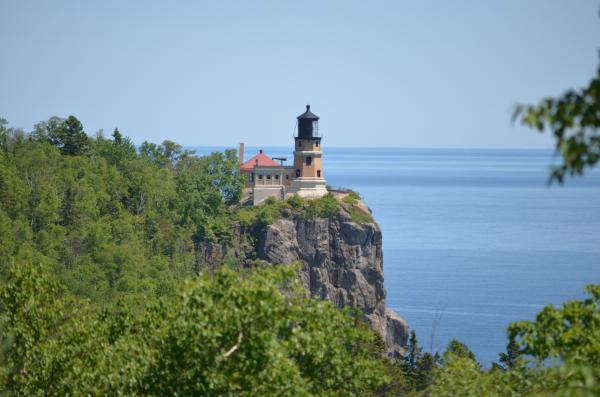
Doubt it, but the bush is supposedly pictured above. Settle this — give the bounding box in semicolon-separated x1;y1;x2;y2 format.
342;191;360;205
351;207;373;224
304;193;339;219
287;194;303;209
235;207;259;227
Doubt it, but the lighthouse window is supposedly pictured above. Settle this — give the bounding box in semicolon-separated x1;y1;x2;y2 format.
317;170;321;177
298;141;302;148
296;169;300;177
316;141;319;147
306;156;312;166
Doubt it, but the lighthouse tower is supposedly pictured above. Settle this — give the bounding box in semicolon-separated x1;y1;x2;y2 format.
290;105;328;198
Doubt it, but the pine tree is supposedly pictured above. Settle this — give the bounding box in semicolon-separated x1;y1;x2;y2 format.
58;116;89;156
497;339;522;371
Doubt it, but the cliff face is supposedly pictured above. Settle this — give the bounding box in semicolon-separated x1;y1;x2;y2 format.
256;207;408;357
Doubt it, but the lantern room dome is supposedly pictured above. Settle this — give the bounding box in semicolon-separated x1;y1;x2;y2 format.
296;105;320;138
297;104;319;120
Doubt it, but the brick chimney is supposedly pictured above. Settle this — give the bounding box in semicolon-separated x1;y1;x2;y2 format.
239;142;245;165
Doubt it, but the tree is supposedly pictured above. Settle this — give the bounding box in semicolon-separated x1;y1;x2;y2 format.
31;116;65;144
202;149;244;206
405;330;421;369
495;339;522;371
0;263;388;396
400;330;440;392
140;140;195;169
426;284;600;397
514;59;600;183
443;338;477;363
59;116;89;156
508;284;600;367
112;127;123;144
104;128;136;166
0;117;7;150
35;115;90;156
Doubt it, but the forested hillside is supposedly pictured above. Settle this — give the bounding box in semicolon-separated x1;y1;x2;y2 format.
0;116;392;396
0;116;242;308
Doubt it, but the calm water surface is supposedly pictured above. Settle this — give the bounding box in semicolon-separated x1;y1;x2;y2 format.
195;146;600;365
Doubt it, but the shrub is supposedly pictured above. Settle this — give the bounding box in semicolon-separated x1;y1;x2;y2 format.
287;194;303;209
342;191;360;205
351;207;373;224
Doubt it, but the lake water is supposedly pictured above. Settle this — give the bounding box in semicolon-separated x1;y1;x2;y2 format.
194;146;600;365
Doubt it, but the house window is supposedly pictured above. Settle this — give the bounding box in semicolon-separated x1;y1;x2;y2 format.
296;169;300;177
285;175;289;180
250;173;254;182
267;175;271;179
258;174;263;179
317;170;321;177
275;175;279;180
306;156;312;166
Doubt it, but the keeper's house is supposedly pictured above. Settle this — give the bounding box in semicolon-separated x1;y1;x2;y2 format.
239;105;328;205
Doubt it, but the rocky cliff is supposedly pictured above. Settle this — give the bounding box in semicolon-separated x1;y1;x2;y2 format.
199;201;409;357
255;205;408;357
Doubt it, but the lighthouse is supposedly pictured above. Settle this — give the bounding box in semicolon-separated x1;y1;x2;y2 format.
239;104;328;205
290;105;328;198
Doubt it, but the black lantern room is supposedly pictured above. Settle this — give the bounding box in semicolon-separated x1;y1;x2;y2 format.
296;105;320;138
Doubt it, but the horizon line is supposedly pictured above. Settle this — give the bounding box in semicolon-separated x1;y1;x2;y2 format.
181;145;556;152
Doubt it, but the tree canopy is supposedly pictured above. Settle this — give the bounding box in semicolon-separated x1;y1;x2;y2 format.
515;59;600;183
0;116;244;307
0;263;387;396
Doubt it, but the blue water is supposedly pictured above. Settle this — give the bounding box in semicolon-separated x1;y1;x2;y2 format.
194;146;600;365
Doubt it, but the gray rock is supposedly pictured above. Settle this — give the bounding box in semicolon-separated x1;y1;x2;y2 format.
257;213;409;356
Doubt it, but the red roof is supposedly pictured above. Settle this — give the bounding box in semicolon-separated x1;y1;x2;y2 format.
240;150;280;171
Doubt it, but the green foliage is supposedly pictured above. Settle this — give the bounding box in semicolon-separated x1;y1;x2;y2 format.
399;330;440;393
56;116;90;156
31;116;64;144
233;192;375;230
508;284;600;367
235;207;260;227
0;115;395;395
339;191;374;224
495;339;523;371
94;128;137;166
442;338;477;363
428;356;600;397
342;191;360;205
139;139;196;169
0;118;8;151
287;193;303;209
233;193;345;230
350;207;373;223
305;193;339;219
514;59;600;183
0;116;244;307
0;263;388;396
423;284;600;397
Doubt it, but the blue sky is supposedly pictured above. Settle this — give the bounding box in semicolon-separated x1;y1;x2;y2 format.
1;1;599;148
